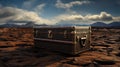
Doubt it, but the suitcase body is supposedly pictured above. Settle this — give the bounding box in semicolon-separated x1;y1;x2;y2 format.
34;26;91;55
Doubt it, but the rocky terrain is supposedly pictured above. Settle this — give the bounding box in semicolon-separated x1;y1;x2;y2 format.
0;27;120;67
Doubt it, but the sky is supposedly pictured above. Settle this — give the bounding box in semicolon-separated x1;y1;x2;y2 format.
0;0;120;25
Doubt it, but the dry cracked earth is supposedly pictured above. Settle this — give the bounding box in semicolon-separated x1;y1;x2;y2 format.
0;27;120;67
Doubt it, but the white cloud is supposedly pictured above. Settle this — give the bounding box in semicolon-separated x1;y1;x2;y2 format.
34;3;46;14
85;12;113;21
0;7;55;25
55;0;90;10
0;6;87;25
54;14;84;22
113;17;120;22
0;6;119;25
54;11;120;24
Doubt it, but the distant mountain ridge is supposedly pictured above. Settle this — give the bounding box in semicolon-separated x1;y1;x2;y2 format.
91;22;107;27
0;21;34;28
0;20;50;28
0;21;120;28
108;22;120;27
91;22;120;28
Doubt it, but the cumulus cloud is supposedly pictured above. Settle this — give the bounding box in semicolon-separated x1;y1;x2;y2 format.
0;6;85;25
55;14;84;22
55;0;90;10
34;3;46;14
0;6;55;25
0;6;119;25
85;12;113;21
113;17;120;22
54;11;120;24
0;6;87;25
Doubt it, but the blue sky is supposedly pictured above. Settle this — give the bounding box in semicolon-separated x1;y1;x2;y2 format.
0;0;120;25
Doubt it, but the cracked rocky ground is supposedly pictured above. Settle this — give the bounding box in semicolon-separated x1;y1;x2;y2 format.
0;28;120;67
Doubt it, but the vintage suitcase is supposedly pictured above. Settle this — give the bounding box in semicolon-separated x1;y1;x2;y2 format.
34;26;91;55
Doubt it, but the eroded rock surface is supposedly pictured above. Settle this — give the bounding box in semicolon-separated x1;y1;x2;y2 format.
0;27;120;67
